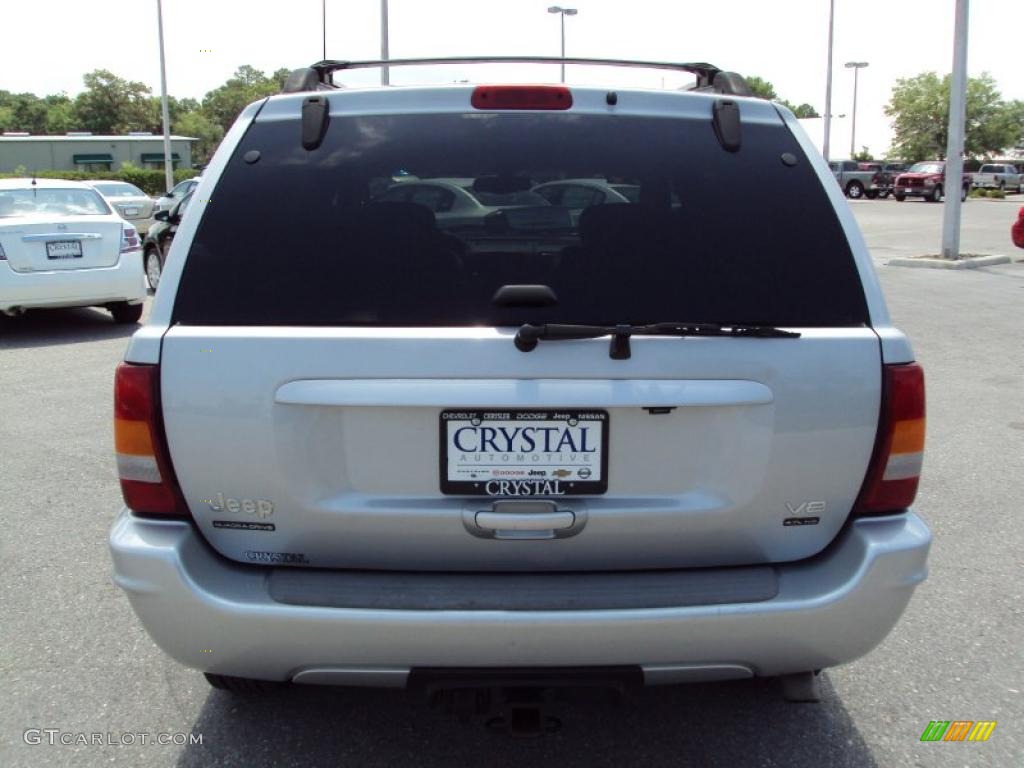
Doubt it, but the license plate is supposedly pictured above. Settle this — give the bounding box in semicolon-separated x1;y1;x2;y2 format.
440;409;609;496
122;207;141;216
46;240;82;259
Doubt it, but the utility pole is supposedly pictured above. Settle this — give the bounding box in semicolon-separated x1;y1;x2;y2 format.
155;0;174;194
381;0;390;86
941;0;969;260
823;0;835;161
322;0;326;60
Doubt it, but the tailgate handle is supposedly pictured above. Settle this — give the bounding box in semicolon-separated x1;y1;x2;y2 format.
464;501;586;540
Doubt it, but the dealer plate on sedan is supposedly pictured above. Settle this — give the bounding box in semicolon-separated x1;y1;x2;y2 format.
441;409;608;496
46;240;82;259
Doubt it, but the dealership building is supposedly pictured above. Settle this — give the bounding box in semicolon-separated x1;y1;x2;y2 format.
0;133;197;173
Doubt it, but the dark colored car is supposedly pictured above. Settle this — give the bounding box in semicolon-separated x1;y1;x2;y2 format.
142;192;192;290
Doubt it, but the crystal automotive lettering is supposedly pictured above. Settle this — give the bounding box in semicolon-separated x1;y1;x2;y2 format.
485;480;565;496
452;424;598;454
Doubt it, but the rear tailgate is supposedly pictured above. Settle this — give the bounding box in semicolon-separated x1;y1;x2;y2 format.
161;328;879;570
158;87;882;571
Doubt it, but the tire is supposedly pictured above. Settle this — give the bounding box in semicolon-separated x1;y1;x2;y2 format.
929;185;943;203
109;302;143;325
845;181;864;199
864;190;879;200
144;248;162;292
960;186;968;202
204;673;284;693
895;193;906;202
879;189;891;199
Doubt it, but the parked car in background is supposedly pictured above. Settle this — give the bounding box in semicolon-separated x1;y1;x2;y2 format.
531;179;639;222
857;162;907;199
110;66;931;713
142;191;192;291
971;163;1022;193
375;178;554;230
0;178;145;323
828;160;880;199
1012;206;1024;248
85;180;155;236
894;161;970;202
154;177;200;214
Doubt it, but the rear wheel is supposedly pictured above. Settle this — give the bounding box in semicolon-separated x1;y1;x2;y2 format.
929;185;944;203
845;181;864;199
109;302;143;325
204;673;285;693
960;186;968;202
864;190;879;200
145;248;162;291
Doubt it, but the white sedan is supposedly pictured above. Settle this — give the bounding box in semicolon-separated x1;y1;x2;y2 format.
84;180;156;236
0;178;146;323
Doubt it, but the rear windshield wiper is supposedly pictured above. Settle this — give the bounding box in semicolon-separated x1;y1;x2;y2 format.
514;322;800;359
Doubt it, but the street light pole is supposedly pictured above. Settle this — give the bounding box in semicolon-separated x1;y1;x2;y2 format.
155;0;173;194
845;61;869;157
941;0;970;260
381;0;390;86
322;0;326;60
547;6;577;83
823;0;835;161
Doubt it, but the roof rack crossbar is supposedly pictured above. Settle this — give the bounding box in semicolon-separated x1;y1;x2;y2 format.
310;56;722;87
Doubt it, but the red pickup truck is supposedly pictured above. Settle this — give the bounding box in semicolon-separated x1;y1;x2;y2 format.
894;161;971;203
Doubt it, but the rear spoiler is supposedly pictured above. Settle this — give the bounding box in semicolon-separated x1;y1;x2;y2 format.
282;57;752;97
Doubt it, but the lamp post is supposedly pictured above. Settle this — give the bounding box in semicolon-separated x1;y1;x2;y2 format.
823;0;835;161
381;0;390;85
941;0;970;259
547;6;577;83
155;0;173;194
845;61;869;157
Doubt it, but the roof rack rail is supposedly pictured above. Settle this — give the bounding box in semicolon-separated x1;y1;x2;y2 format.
281;57;751;97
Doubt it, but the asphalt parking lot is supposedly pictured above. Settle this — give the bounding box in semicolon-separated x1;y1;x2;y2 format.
1;199;1022;767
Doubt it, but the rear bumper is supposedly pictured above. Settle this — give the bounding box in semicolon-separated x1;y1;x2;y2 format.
109;510;930;686
0;255;145;312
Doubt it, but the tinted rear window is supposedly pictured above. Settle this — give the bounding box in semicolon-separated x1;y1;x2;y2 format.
173;111;868;327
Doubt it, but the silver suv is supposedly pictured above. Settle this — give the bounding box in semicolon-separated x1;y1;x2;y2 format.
109;58;930;711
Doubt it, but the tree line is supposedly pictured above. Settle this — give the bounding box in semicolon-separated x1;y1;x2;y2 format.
2;67;1021;165
0;66;290;165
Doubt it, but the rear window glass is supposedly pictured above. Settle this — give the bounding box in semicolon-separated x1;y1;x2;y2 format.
0;188;110;217
173;111;868;327
92;182;145;197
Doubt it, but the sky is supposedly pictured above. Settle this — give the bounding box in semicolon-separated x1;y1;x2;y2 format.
1;0;1022;158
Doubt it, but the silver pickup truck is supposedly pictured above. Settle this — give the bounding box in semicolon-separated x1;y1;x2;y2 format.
829;160;880;199
972;163;1023;193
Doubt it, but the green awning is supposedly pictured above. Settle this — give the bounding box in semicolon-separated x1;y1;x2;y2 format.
73;153;113;164
140;152;181;163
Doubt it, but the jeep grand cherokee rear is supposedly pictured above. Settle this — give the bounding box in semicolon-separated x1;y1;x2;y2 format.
109;70;930;701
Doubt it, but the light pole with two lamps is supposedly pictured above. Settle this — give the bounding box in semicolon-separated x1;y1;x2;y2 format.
547;6;577;83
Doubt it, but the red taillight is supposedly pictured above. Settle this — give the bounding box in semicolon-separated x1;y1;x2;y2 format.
853;363;926;515
114;363;188;516
471;85;572;110
120;225;141;254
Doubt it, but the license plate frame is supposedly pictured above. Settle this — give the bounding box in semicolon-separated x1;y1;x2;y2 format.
45;240;83;259
440;409;609;496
